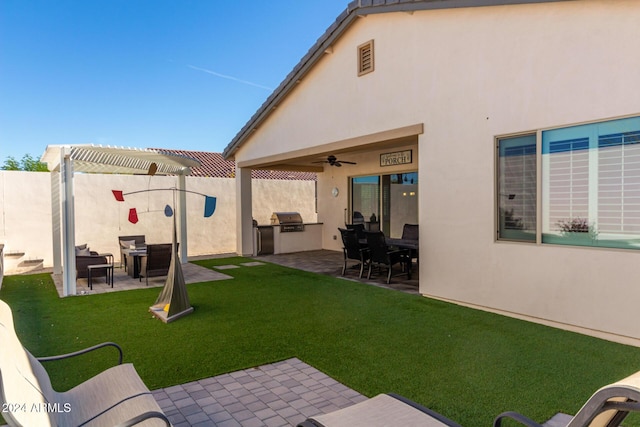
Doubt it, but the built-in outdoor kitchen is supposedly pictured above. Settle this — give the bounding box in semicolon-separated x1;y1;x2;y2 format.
253;212;322;255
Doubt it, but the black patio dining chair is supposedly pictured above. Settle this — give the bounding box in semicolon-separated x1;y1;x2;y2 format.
338;228;369;278
401;223;419;264
364;230;412;284
401;223;419;241
345;223;366;240
139;243;173;286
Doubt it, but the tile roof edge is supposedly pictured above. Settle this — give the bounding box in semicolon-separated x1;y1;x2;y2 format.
149;148;317;181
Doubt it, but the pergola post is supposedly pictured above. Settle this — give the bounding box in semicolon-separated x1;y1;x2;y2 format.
177;173;188;264
50;170;62;275
61;147;76;296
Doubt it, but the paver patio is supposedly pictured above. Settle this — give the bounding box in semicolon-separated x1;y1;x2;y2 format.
51;259;233;297
255;249;420;295
153;358;367;427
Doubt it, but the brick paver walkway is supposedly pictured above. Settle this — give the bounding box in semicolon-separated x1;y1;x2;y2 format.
152;358;368;427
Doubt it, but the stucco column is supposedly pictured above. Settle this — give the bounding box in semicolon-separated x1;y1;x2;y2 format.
50;170;62;275
235;167;253;256
61;147;76;296
177;174;188;264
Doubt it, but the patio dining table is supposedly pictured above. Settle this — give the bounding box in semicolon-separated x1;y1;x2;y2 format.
357;237;419;251
385;238;418;251
387;238;419;269
122;248;147;278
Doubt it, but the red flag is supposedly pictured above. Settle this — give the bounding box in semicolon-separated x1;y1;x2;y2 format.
128;208;139;224
112;190;125;202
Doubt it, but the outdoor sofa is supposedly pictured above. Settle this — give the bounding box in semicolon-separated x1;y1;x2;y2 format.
75;244;109;280
0;298;169;426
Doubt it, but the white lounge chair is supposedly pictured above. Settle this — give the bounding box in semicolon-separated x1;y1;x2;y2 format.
494;370;640;427
298;370;640;427
297;393;463;427
0;298;170;426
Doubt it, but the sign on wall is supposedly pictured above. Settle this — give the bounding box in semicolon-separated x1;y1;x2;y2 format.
380;150;412;167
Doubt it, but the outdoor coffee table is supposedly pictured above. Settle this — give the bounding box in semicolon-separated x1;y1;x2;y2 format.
87;263;113;290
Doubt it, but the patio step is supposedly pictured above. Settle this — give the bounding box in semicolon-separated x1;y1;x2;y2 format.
3;250;44;275
4;251;25;258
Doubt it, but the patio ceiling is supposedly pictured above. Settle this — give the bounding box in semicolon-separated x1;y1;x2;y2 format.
237;125;421;172
41;145;201;175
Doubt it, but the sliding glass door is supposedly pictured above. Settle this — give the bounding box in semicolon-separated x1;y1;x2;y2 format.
351;172;418;237
351;175;380;226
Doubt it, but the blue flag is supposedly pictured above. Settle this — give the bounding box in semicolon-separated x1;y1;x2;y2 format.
204;196;216;217
164;205;174;217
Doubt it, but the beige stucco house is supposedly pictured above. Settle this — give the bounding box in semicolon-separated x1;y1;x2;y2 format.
223;0;640;345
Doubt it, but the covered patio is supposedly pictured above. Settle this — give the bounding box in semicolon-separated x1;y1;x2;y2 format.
228;126;422;261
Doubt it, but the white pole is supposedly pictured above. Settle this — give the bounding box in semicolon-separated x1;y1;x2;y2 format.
61;147;76;296
177;174;188;263
51;170;62;275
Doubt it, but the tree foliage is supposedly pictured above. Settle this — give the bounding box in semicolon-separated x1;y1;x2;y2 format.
1;154;49;171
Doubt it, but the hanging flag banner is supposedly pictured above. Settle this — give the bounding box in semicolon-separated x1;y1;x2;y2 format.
128;208;139;224
112;190;125;202
204;196;217;218
114;188;217;223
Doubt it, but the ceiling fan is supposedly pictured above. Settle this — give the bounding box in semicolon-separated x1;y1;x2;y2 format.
313;155;357;167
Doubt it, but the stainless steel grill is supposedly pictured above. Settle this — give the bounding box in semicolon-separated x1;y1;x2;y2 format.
270;212;305;232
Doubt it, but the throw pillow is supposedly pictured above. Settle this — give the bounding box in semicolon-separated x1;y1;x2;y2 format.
120;239;135;249
76;247;91;256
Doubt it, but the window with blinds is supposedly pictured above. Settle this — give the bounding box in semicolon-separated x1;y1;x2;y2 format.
546;137;590;231
598;131;640;235
357;40;374;76
497;134;537;242
540;116;640;248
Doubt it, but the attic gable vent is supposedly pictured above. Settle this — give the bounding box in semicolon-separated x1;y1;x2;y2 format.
358;40;374;76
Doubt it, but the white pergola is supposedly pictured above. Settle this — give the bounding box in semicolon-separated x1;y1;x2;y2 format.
41;145;201;296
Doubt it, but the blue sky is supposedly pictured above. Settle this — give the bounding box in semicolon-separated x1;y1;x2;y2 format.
0;0;348;164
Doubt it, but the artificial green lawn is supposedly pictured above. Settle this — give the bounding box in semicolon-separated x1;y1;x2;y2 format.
2;257;640;426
